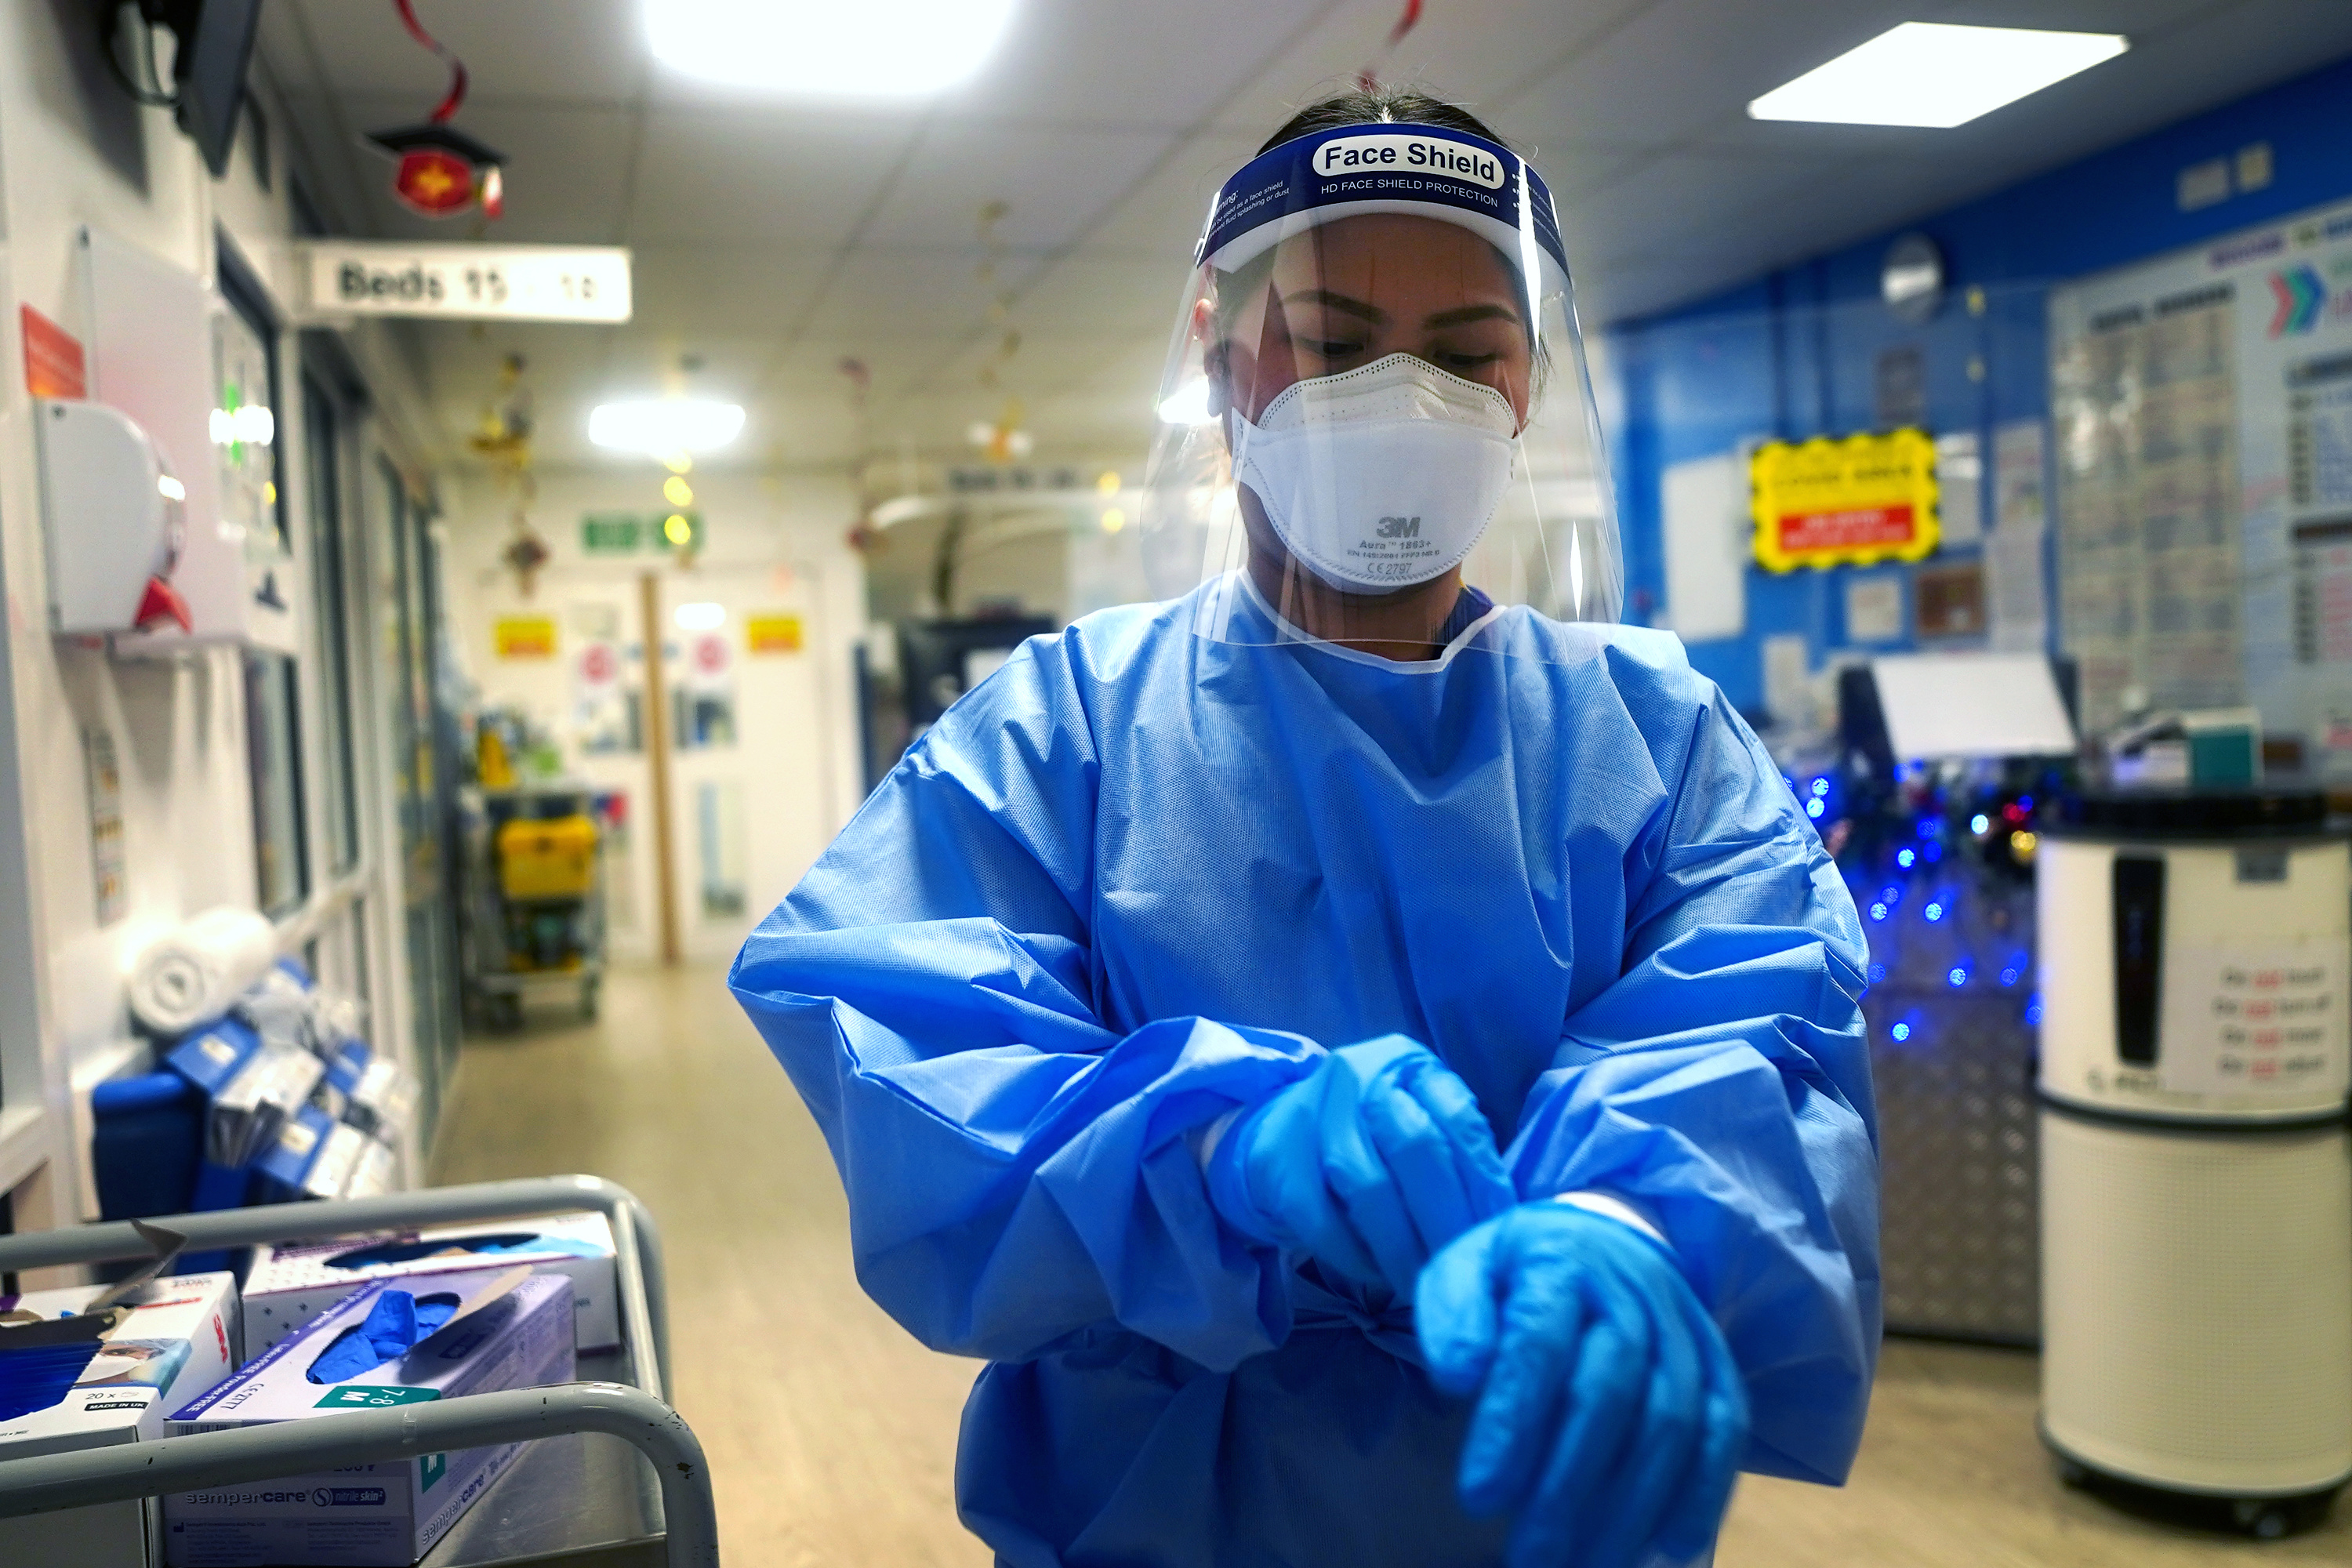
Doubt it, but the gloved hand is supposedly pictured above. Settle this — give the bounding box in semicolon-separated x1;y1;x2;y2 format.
1204;1035;1515;1298
1417;1202;1748;1568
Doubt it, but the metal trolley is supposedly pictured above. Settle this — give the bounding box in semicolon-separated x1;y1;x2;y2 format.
0;1176;717;1567
459;784;612;1030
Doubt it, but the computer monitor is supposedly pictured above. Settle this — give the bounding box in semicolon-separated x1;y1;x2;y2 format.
162;0;265;178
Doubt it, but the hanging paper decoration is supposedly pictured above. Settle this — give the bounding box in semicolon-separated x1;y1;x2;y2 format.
968;201;1030;462
468;352;535;468
467;352;545;594
502;527;550;596
1357;0;1425;89
365;1;507;220
967;397;1032;464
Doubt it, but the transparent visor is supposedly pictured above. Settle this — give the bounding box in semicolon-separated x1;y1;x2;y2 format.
1139;205;1622;663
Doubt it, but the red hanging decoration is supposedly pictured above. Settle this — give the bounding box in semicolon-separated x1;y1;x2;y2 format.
1357;0;1425;89
365;1;507;220
393;148;474;215
394;0;469;123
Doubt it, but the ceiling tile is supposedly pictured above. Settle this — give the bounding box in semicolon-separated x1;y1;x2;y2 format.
859;123;1175;252
254;1;320;95
1082;132;1274;257
1212;0;1656;140
289;0;644;104
1011;253;1181;337
1565;150;1834;262
1927;0;2231;33
1499;0;1907;154
800;249;1048;341
626;246;837;332
766;343;951;423
626;107;927;246
923;0;1334;130
924;331;1152;403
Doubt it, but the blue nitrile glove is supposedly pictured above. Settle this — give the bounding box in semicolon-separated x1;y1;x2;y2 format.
1417;1202;1748;1568
307;1290;461;1384
1204;1035;1515;1298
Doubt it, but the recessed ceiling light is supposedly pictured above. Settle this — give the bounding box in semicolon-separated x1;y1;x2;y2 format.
588;399;746;456
645;0;1019;97
1748;23;2128;129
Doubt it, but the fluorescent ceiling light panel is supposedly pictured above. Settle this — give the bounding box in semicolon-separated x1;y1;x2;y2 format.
1748;23;2127;129
588;399;746;456
646;0;1019;97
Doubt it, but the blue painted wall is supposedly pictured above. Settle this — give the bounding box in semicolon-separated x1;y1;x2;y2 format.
1602;50;2352;718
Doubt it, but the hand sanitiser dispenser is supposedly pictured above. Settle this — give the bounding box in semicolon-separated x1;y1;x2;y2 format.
33;397;191;636
2037;788;2352;1537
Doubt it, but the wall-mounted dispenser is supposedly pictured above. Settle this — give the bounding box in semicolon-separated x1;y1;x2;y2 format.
76;227;298;655
33;398;190;636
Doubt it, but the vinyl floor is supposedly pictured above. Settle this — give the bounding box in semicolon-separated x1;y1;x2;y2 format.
430;964;2348;1566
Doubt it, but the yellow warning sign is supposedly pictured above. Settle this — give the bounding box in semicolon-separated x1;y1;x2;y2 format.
494;614;558;659
1750;429;1940;572
746;612;803;655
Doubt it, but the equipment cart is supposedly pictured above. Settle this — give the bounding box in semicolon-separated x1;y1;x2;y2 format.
0;1175;716;1566
460;782;612;1029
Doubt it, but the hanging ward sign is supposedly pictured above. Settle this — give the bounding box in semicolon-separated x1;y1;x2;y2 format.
299;243;631;323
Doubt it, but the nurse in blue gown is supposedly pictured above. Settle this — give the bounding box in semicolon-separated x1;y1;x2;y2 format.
731;87;1878;1568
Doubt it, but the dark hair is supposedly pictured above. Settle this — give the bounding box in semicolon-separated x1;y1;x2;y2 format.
1257;84;1512;157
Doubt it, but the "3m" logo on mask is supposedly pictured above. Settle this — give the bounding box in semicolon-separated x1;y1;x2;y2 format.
1375;516;1421;539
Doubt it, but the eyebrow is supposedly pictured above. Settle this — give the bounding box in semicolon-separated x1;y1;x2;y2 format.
1279;291;1522;332
1280;289;1384;324
1424;303;1521;329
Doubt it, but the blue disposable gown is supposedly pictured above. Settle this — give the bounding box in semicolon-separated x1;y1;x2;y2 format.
730;582;1879;1568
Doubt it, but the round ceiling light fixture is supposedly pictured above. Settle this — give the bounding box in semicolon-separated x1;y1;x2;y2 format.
588;398;746;456
645;0;1020;97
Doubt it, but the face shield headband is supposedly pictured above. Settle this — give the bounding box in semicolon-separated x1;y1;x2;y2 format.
1194;123;1571;330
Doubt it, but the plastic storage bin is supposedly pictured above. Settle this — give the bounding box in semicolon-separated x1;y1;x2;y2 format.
497;816;597;902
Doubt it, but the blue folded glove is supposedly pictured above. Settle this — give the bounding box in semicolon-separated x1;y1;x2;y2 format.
1417;1202;1748;1568
307;1290;460;1384
1205;1034;1515;1298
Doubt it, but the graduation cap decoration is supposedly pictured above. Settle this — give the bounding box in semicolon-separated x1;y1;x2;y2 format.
368;121;506;220
365;0;506;220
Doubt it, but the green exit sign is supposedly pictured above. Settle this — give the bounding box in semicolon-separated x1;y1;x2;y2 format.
583;514;643;553
582;512;705;554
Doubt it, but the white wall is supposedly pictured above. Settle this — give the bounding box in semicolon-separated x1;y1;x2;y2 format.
0;3;447;1228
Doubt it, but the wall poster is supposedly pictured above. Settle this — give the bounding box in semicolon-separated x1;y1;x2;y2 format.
2049;199;2352;771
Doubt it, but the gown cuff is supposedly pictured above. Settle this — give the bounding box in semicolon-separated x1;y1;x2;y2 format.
1192;1105;1245;1168
1552;1189;1669;1247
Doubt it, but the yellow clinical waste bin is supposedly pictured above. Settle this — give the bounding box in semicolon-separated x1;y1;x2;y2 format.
499;815;598;900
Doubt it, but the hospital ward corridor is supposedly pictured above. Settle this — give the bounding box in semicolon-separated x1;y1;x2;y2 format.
6;2;2352;1564
429;968;2352;1568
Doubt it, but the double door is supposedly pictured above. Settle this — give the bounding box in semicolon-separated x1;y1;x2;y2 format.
478;564;842;966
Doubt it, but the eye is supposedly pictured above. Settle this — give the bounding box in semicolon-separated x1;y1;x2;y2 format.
1439;351;1502;370
1301;338;1364;358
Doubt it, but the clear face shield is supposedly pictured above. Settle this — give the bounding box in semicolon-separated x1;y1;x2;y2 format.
1141;124;1622;664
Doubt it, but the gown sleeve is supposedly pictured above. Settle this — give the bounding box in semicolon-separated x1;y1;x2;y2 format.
728;635;1319;1370
1504;675;1882;1488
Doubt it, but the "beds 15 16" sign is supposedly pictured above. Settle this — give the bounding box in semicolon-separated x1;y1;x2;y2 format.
299;243;631;324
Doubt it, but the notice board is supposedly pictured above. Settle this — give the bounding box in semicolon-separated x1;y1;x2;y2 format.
2049;196;2352;774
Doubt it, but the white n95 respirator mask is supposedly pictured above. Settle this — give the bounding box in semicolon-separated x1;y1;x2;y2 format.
1231;353;1519;593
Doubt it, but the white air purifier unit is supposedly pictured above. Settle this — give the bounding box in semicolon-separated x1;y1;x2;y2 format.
2037;788;2352;1537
